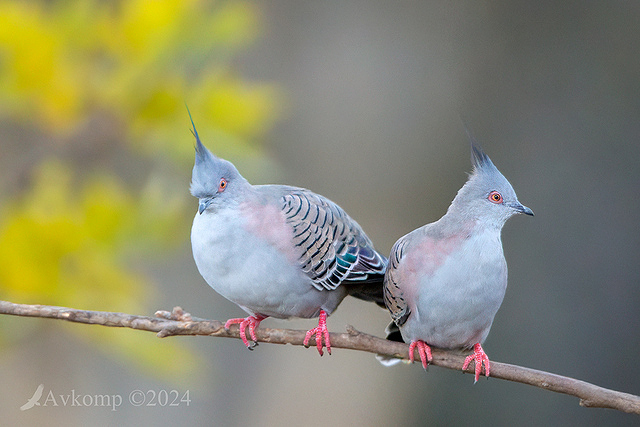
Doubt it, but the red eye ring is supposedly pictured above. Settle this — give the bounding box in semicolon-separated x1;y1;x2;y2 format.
488;191;503;204
218;178;227;192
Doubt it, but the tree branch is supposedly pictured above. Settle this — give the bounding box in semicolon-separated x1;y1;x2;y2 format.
1;300;639;414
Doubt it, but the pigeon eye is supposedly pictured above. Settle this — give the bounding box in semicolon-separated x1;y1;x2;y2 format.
488;191;503;204
218;178;227;192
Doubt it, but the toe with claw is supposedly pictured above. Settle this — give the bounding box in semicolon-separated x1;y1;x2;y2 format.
462;342;491;383
409;340;433;370
224;314;267;349
303;310;331;356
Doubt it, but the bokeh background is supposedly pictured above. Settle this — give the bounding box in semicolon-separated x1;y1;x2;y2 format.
1;1;639;425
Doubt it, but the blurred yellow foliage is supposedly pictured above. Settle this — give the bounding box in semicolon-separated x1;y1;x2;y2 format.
0;0;280;382
0;0;280;162
0;160;199;380
2;161;135;305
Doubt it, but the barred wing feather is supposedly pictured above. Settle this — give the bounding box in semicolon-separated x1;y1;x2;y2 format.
282;190;386;292
383;237;411;326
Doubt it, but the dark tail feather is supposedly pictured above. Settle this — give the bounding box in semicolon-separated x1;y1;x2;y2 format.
347;273;386;309
375;320;404;366
383;320;404;342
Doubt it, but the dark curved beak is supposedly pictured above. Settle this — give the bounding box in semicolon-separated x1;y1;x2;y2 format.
513;203;534;216
198;198;213;214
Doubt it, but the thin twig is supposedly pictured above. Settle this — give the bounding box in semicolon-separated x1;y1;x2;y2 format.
1;300;639;414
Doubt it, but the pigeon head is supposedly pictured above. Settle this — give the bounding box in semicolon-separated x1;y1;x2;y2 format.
188;112;248;214
449;140;533;227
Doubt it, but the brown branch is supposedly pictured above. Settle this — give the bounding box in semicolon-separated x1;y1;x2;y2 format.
1;300;639;414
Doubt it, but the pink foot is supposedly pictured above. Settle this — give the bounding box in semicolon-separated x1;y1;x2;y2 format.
303;310;331;356
462;342;491;383
224;314;267;350
409;340;433;370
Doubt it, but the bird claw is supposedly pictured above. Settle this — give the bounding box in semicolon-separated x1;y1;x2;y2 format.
409;340;433;370
224;315;266;349
462;343;491;383
303;310;331;356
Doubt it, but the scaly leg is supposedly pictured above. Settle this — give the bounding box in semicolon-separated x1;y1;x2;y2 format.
462;342;491;383
224;314;267;349
303;310;331;356
409;340;433;370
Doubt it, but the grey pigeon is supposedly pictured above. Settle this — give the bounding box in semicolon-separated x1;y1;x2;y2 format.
188;114;387;355
383;141;533;382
